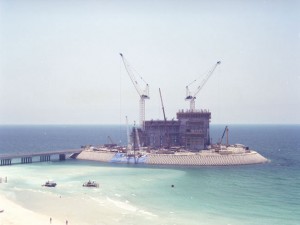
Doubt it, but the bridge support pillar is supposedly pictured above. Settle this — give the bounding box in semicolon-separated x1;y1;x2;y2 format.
59;154;66;161
21;157;32;164
40;155;51;162
1;159;12;166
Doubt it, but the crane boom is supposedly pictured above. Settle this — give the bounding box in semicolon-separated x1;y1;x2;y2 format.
159;88;167;122
159;88;170;148
120;53;150;128
107;136;114;144
185;61;221;111
218;126;228;146
120;53;149;98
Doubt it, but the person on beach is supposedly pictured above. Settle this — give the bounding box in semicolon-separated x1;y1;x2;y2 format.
66;219;68;225
50;217;52;224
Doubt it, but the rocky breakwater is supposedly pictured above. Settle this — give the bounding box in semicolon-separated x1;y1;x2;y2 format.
75;145;268;166
145;151;268;166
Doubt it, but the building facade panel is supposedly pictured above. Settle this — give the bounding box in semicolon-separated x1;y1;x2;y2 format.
140;110;211;151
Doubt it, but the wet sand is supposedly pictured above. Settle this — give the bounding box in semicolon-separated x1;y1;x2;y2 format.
0;195;64;225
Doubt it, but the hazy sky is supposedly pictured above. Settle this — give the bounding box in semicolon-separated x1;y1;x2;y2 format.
1;0;299;125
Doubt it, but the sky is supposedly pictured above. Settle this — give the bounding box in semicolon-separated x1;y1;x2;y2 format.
0;0;299;125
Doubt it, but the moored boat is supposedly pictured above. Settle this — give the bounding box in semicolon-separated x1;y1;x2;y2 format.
42;180;57;187
83;180;99;188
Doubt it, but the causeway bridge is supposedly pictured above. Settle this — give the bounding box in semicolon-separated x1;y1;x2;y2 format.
0;149;82;166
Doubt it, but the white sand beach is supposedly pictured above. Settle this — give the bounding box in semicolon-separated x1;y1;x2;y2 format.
0;195;64;225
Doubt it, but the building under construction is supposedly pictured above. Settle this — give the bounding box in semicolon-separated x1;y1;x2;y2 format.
120;53;219;152
76;55;268;166
137;109;211;151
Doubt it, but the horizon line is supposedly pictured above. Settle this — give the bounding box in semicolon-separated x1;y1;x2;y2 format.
0;123;299;126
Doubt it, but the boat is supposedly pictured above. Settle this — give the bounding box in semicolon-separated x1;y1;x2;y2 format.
42;180;57;187
0;209;4;213
83;180;99;188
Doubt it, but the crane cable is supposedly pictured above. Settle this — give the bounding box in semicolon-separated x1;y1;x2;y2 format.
123;57;148;86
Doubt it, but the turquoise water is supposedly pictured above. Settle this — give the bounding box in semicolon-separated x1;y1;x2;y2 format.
0;125;300;224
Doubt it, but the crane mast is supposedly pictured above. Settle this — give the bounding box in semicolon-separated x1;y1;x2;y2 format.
185;61;221;111
120;53;150;128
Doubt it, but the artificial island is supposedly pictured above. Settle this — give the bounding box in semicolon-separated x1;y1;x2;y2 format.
76;54;268;166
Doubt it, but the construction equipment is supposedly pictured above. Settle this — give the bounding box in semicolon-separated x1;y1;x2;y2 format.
107;136;115;144
135;126;141;152
218;126;229;146
131;122;140;164
159;88;170;148
120;53;150;128
126;116;132;150
104;136;117;148
159;88;167;123
185;61;221;111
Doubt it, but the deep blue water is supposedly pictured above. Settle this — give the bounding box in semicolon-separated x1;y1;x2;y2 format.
1;124;299;166
0;125;127;154
1;124;300;178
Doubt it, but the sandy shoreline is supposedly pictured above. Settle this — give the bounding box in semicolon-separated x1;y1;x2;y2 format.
0;195;65;225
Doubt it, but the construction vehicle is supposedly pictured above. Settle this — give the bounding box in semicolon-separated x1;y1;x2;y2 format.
185;61;221;111
120;53;150;128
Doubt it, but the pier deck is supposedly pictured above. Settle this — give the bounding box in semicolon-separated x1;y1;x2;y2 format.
0;149;82;166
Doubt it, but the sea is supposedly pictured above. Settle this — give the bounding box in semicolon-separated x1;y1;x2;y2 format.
0;125;299;225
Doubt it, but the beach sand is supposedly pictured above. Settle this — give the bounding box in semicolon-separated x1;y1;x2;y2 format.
0;195;64;225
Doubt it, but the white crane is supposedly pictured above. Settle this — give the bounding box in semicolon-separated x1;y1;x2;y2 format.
120;53;150;128
185;61;221;111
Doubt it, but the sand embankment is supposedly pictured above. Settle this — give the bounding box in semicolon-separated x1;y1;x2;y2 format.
76;150;115;162
0;195;65;225
145;151;268;166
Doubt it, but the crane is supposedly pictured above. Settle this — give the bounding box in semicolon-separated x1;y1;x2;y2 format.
107;136;115;145
120;53;150;128
218;126;229;146
126;116;132;150
159;88;170;148
159;88;167;123
185;61;221;111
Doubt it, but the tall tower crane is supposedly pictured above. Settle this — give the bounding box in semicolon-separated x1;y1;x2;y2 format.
185;61;221;111
120;53;150;128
